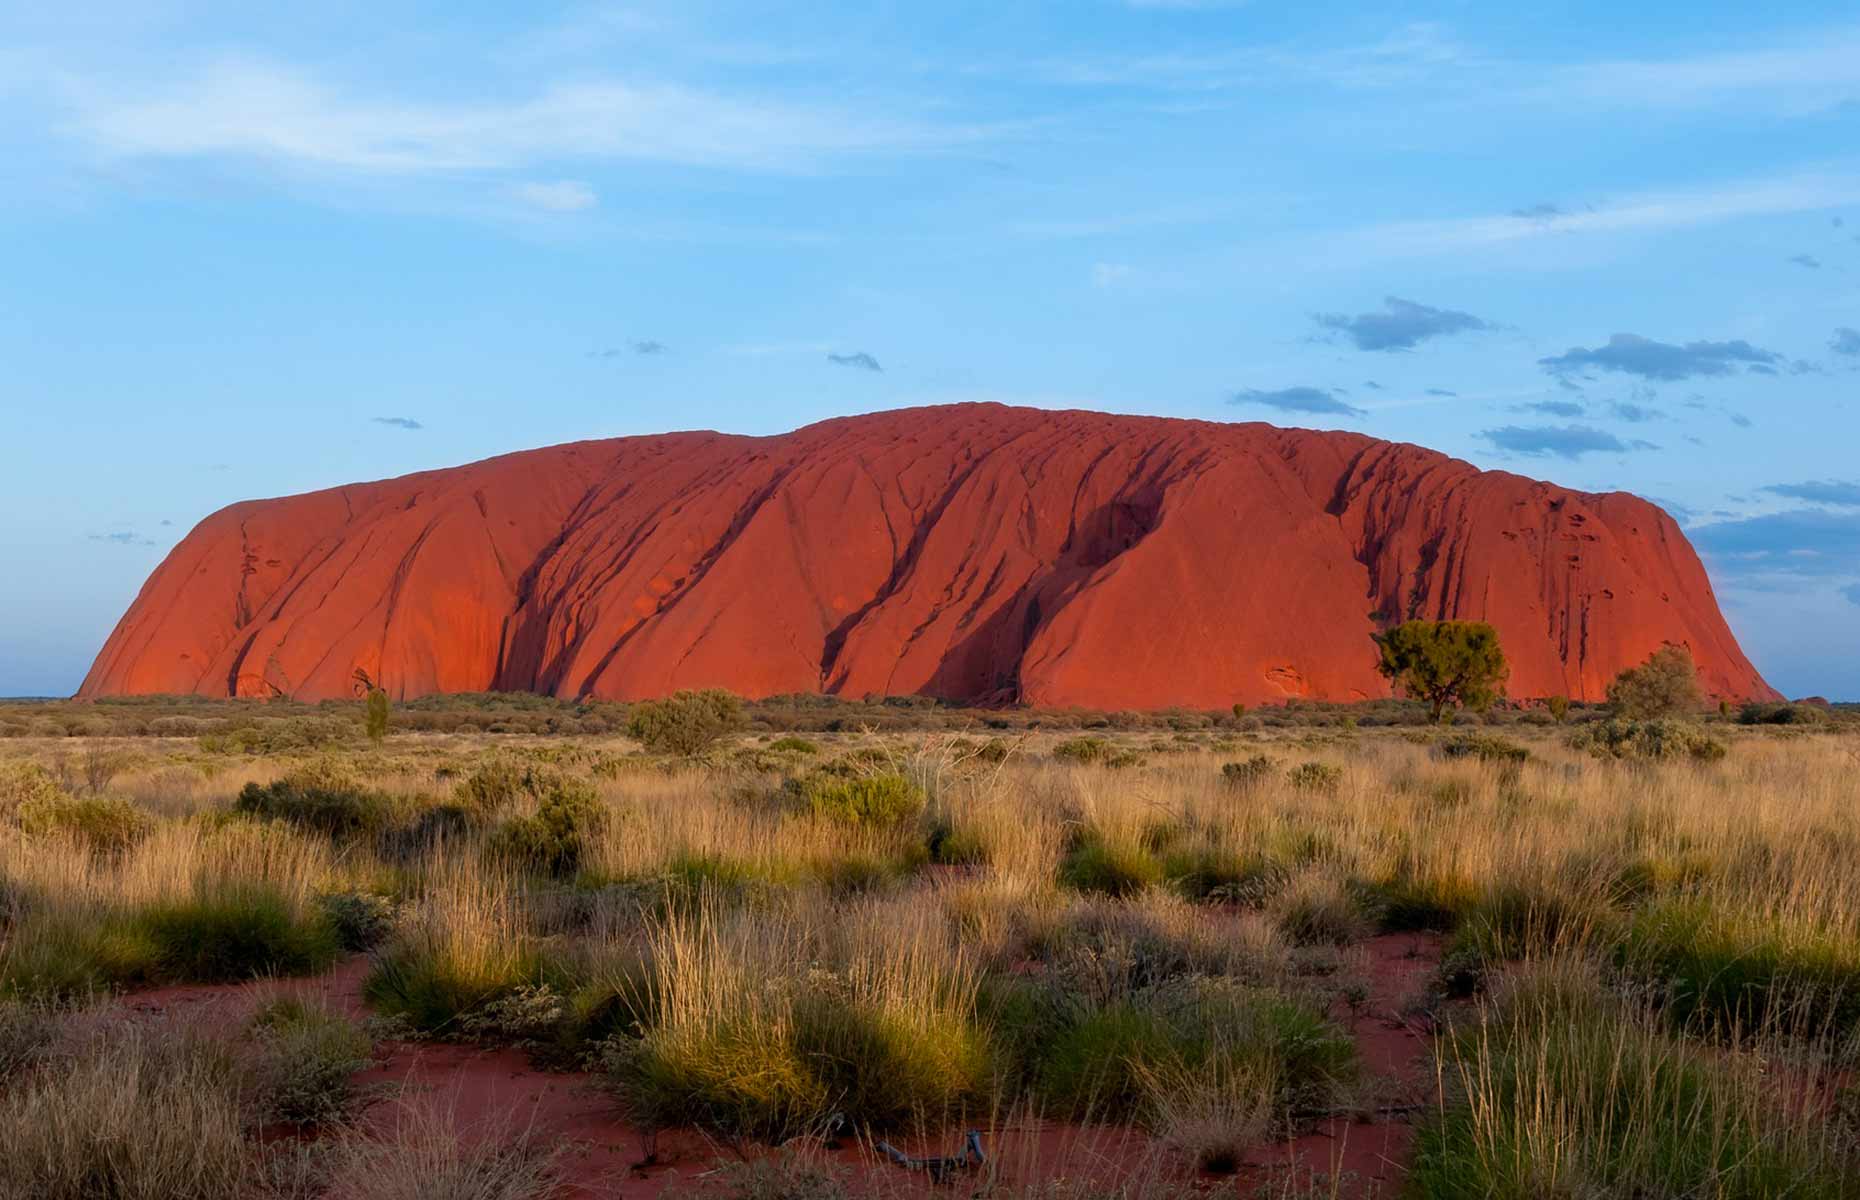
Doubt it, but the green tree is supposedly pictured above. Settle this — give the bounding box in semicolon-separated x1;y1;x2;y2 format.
1372;620;1508;723
1545;695;1571;724
1606;645;1704;719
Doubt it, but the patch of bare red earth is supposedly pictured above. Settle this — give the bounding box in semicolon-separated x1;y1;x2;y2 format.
1226;932;1443;1199
119;932;1444;1199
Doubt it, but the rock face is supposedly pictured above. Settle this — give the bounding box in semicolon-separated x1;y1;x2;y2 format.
81;404;1774;707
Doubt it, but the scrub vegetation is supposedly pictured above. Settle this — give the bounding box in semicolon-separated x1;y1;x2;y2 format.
0;681;1856;1197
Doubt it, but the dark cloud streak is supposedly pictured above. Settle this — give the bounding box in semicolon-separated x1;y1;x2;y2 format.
1478;424;1656;460
1312;296;1488;352
1230;386;1364;416
1762;481;1860;506
1538;333;1781;381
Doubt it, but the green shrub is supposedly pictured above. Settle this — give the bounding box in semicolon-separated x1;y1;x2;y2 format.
1287;761;1343;793
485;777;606;877
1036;981;1353;1122
1436;733;1530;765
135;886;341;983
1448;884;1611;970
1267;870;1372;946
1408;965;1855;1199
233;761;394;838
453;758;534;812
925;820;989;866
1053;736;1111;764
363;942;557;1036
1567;718;1726;763
16;794;151;852
0;762;65;822
246;998;374;1126
315;890;400;952
1053;736;1142;768
625;690;744;756
1220;755;1275;789
197;717;355;755
789;772;924;826
1616;900;1860;1037
768;736;820;754
605;968;991;1140
1161;848;1273;903
0;1019;250;1200
460;984;572;1048
1738;701;1829;726
0;912;163;997
1059;837;1164;897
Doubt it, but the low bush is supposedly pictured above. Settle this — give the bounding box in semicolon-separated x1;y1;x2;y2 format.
316;1098;562;1200
1409;962;1855;1199
1286;761;1343;793
246;998;375;1127
198;716;356;755
234;761;395;838
0;761;64;821
1616;900;1860;1037
316;890;400;952
1435;733;1530;766
925;819;989;866
452;758;534;813
362;883;553;1035
768;736;820;754
1220;755;1274;789
1035;979;1353;1123
626;690;744;756
0;1018;250;1200
1567;718;1727;763
1266;868;1373;946
1738;701;1828;726
788;771;924;827
137;886;341;983
1059;837;1164;897
1052;736;1143;768
1161;847;1274;903
485;776;606;877
603;908;991;1141
16;793;151;852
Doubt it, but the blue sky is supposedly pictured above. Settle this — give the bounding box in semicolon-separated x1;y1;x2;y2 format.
2;1;1858;698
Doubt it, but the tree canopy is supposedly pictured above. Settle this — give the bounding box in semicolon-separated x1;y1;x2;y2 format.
1606;644;1704;719
1372;620;1509;723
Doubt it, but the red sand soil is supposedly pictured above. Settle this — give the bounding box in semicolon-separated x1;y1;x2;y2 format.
80;402;1772;708
1232;932;1444;1199
117;930;1447;1199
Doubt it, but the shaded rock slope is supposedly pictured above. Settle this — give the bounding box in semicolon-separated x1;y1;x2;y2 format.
81;404;1773;707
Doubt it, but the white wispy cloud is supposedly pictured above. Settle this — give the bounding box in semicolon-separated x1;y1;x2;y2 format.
1001;23;1469;93
1341;170;1860;260
59;55;990;176
511;179;598;211
1543;31;1860;115
996;21;1860;116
